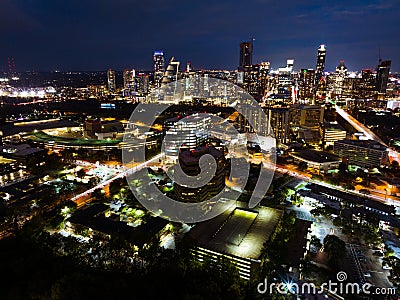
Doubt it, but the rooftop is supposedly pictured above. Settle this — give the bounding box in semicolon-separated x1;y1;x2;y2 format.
189;203;282;260
24;130;121;146
68;204;168;247
335;139;387;151
291;149;341;163
179;145;223;164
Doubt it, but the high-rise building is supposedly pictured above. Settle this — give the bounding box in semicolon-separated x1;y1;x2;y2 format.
376;60;391;93
359;69;376;98
298;69;315;101
123;69;135;90
277;59;295;100
315;45;326;82
315;44;326;99
239;40;253;68
259;61;270;96
332;60;347;99
290;104;324;129
88;85;107;97
164;114;211;159
242;64;263;101
107;69;116;92
334;140;388;168
153;50;165;87
135;73;149;95
123;69;136;97
321;122;346;146
161;57;180;86
174;146;226;203
265;107;290;145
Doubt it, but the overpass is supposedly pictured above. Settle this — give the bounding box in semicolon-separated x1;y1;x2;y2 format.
335;105;400;163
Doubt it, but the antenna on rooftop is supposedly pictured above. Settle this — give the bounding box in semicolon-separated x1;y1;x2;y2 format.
378;47;382;64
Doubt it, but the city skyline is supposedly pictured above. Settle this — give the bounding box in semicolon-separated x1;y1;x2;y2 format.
1;0;399;72
2;1;400;298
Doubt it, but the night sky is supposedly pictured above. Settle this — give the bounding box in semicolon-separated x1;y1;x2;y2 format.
1;0;399;72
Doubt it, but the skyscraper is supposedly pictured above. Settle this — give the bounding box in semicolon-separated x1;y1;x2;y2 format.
375;60;391;93
123;69;135;90
242;64;263;101
315;44;326;98
135;73;149;95
107;69;116;92
153;50;165;87
164;113;211;159
277;59;295;100
298;69;315;101
239;40;253;69
161;57;180;86
332;60;347;99
123;69;135;97
360;69;376;98
315;44;326;78
259;61;270;98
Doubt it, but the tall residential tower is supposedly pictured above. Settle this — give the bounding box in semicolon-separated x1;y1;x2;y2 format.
107;69;116;92
239;40;253;69
153;50;165;87
315;44;327;100
376;60;391;93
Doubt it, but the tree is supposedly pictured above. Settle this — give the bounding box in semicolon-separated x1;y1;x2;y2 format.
298;161;308;171
76;169;86;178
338;162;348;175
310;235;322;249
323;235;346;270
391;160;399;171
359;188;370;195
343;182;355;190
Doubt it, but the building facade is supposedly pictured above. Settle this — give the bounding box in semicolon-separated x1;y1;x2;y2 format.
239;40;253;68
107;69;116;92
334;139;389;168
153;50;165;87
174;146;225;203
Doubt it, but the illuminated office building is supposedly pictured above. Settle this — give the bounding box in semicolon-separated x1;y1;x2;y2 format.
376;60;391;93
239;40;253;68
332;60;347;99
153;50;165;87
315;45;326;83
107;69;116;92
334;140;388;168
135;73;149;95
290;105;324;129
242;64;263;101
265;107;290;145
290;105;324;143
164;114;211;158
161;57;180;86
359;69;376;98
123;69;135;96
298;69;315;101
259;61;270;96
315;44;327;100
277;59;295;100
321;122;346;146
174;145;225;203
